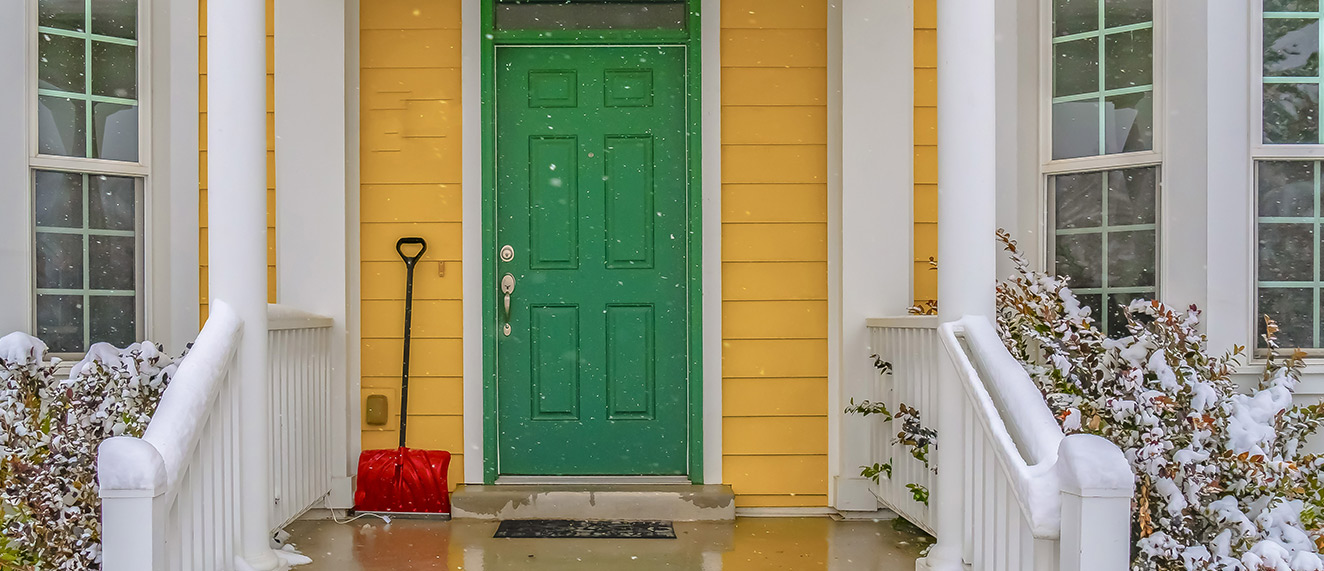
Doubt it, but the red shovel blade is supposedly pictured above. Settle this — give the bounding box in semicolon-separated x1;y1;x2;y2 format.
354;447;451;514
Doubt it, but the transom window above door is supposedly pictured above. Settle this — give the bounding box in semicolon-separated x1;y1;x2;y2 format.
494;0;688;32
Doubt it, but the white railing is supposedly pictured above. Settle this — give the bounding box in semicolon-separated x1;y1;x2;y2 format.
97;302;336;570
864;316;939;533
267;304;335;529
937;316;1134;571
98;301;244;571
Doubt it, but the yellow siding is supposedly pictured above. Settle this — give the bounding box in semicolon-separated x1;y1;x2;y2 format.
721;0;829;508
198;0;279;324
359;0;465;490
914;0;938;306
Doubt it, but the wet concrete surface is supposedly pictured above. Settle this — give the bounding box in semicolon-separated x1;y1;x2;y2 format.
287;516;930;570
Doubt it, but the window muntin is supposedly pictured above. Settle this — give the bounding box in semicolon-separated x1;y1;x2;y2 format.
1050;0;1154;160
1050;166;1159;336
34;171;141;353
37;0;139;162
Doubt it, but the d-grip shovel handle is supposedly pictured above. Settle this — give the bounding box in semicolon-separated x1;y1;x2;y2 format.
396;237;427;267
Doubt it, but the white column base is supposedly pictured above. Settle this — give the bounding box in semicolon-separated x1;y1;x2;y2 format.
833;476;879;511
327;476;355;509
915;556;969;571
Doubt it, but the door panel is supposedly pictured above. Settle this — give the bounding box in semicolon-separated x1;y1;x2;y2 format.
495;46;689;475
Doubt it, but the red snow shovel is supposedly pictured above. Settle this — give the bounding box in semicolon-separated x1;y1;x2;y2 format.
354;237;451;515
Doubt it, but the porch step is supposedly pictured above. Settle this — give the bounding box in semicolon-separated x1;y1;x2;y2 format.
450;484;735;521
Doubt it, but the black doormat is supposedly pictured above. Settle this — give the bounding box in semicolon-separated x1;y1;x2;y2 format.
494;519;676;539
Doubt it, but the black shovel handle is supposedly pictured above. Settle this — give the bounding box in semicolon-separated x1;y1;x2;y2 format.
396;237;427;267
396;237;426;448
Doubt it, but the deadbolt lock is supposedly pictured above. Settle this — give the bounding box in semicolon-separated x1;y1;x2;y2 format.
500;244;515;263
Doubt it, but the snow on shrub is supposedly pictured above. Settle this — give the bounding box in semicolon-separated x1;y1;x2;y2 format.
994;230;1324;571
0;333;177;570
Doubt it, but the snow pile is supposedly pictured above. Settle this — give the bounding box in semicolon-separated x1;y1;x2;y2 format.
995;229;1324;571
0;337;178;570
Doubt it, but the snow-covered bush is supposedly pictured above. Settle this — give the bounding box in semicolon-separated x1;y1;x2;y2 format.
995;230;1324;571
0;333;177;570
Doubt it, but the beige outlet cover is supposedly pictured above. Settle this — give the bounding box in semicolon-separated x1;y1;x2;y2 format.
359;388;399;431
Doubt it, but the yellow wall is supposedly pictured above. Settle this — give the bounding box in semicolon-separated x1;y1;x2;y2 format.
914;0;938;305
358;0;466;491
198;0;279;323
720;0;830;508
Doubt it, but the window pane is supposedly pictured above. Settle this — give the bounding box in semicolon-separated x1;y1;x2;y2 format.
495;2;687;31
1053;100;1101;159
93;102;138;162
1259;287;1315;348
1108;230;1156;288
1075;293;1103;324
1264;18;1319;78
1053;0;1096;37
91;0;137;40
37;294;84;353
1260;223;1315;281
39;33;85;93
1267;0;1320;10
1259;161;1316;217
1108;167;1158;225
1106;292;1148;338
1056;233;1104;288
1104;28;1152;91
89;236;135;291
38;95;87;157
1054;38;1099;98
1104;91;1154;154
89;296;135;348
35;232;84;289
1104;0;1152;28
1054;172;1103;229
91;41;136;99
89;175;136;231
1264;83;1320;144
35;171;83;229
40;0;85;32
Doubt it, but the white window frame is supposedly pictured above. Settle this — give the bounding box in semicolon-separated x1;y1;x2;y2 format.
26;0;152;357
1037;0;1165;332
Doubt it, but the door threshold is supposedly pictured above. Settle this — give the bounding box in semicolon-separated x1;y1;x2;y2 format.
495;476;693;485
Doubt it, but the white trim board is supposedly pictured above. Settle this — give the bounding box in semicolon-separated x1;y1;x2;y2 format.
461;0;484;484
700;0;722;487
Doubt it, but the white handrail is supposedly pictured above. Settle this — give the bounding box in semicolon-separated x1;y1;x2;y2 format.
936;316;1133;571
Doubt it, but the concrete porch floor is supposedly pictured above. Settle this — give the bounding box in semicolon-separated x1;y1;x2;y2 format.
286;516;931;570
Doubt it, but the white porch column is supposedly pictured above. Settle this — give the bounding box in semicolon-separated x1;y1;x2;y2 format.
925;0;997;568
207;0;278;568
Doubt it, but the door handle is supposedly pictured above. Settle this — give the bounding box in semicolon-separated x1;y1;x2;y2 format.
501;273;516;336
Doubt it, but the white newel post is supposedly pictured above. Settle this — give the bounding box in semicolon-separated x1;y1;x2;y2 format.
925;0;997;569
97;439;169;571
1057;434;1136;571
208;0;277;568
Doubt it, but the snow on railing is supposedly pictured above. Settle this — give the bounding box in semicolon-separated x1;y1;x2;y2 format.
938;316;1133;571
98;301;244;571
267;304;335;529
865;316;939;533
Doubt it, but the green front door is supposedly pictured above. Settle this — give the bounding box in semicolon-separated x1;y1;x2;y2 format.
494;46;689;476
